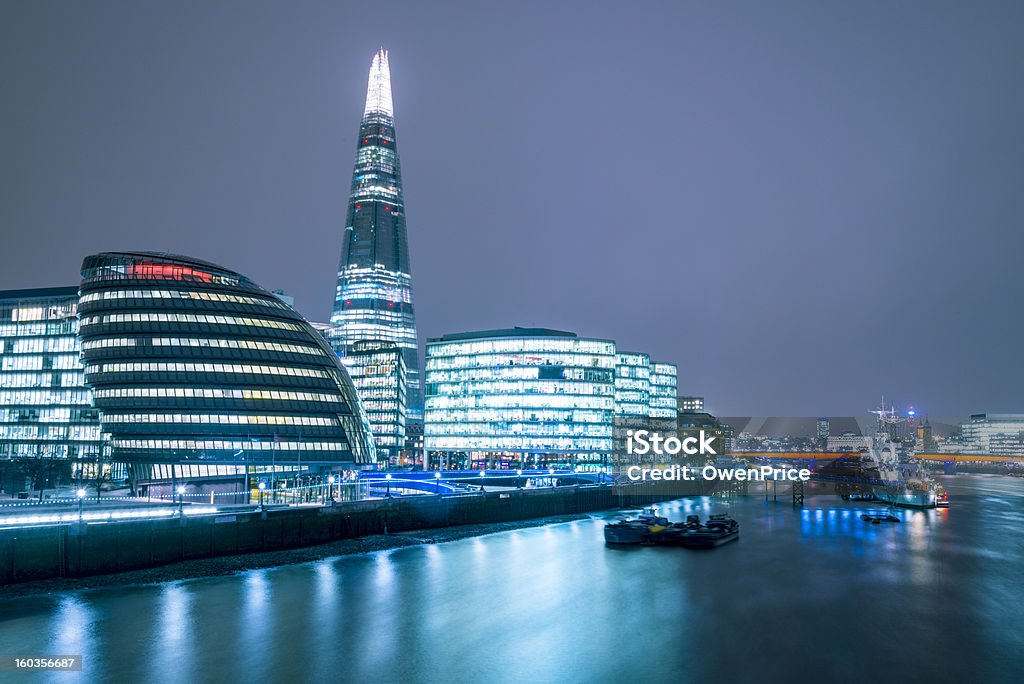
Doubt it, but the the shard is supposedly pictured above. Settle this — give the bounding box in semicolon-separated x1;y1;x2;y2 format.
330;49;422;419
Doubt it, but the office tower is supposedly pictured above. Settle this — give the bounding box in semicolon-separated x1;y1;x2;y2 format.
341;340;406;466
329;49;422;422
0;287;103;492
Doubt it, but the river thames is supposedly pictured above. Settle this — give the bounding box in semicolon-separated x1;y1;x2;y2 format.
1;474;1022;683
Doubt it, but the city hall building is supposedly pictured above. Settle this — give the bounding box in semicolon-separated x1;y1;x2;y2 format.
77;252;377;491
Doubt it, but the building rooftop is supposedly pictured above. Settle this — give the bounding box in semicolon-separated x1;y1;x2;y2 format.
0;286;79;300
429;327;580;343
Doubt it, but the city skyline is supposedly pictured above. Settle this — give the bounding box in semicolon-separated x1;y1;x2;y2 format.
2;2;1023;416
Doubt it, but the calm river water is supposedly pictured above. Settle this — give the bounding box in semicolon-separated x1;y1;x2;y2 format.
1;475;1022;683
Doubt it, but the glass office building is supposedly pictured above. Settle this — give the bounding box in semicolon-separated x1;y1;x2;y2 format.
960;414;1024;456
424;328;616;469
78;252;376;487
649;362;678;432
329;49;422;420
0;287;103;490
341;340;406;466
613;352;651;466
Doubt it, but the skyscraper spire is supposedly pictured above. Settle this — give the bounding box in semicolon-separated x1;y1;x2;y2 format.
363;48;393;117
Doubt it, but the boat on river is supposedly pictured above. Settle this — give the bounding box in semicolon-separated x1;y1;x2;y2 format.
603;506;669;545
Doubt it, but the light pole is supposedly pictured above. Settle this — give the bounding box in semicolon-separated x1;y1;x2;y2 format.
258;481;266;510
76;487;86;522
434;470;441;495
548;467;555;488
177;485;185;517
328;475;335;503
516;469;523;489
385;473;392;498
479;469;485;493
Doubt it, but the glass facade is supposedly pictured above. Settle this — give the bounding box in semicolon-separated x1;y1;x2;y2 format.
960;414;1024;456
424;328;616;467
330;49;422;420
78;252;376;484
0;287;103;469
341;340;406;465
649;362;678;432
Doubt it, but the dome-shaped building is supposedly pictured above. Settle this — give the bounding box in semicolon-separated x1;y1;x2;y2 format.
78;252;375;489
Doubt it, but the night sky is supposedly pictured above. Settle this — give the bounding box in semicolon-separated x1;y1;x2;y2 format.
2;1;1023;416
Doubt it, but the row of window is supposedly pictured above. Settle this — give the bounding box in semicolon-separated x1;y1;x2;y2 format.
424;436;613;453
425;352;617;372
425;395;615;411
0;336;79;355
79;289;288;309
102;413;339;427
81;337;324;357
93;387;342;402
112;438;350;452
424;423;613;438
79;313;303;331
87;362;330;379
428;380;615;397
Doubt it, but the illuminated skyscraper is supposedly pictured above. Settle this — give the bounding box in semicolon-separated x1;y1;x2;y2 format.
329;49;422;419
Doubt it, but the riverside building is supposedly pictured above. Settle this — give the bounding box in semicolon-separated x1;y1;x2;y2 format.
77;252;376;493
0;287;104;493
340;340;406;467
424;327;680;471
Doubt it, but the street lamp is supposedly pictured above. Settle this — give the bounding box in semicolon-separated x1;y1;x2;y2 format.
76;487;86;522
385;472;392;498
548;467;555;487
328;475;336;503
479;469;485;493
258;481;266;510
516;469;523;489
177;485;186;517
434;470;441;495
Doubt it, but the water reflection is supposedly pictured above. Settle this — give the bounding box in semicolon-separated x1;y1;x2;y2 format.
0;476;1021;682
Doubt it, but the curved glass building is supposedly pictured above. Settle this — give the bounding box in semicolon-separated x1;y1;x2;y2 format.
78;252;376;485
423;328;616;469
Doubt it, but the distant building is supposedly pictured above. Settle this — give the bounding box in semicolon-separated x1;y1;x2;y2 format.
916;418;935;451
424;328;616;469
960;414;1024;456
341;340;406;467
678;396;704;414
827;433;872;452
816;417;830;447
0;287;104;493
78;252;377;491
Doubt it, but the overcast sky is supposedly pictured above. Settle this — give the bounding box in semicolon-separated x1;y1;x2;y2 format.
2;1;1022;416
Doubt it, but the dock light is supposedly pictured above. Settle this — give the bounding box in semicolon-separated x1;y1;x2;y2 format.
385;472;392;498
76;488;86;521
434;470;441;495
516;469;523;489
327;474;336;503
258;481;266;509
176;485;186;516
